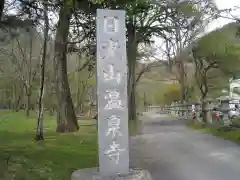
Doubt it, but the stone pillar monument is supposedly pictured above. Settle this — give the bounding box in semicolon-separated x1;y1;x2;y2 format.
71;9;152;180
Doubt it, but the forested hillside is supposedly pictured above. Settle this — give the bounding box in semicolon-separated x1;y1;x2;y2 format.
136;22;240;105
0;26;96;117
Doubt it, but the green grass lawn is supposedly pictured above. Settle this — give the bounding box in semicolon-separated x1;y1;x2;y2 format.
0;110;98;180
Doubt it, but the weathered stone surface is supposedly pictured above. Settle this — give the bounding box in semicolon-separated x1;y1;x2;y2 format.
71;168;153;180
96;9;129;175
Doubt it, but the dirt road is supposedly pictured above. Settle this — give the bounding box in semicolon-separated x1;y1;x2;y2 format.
130;113;240;180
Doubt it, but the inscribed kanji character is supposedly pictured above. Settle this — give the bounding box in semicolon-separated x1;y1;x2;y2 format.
101;38;120;59
104;16;119;34
104;89;123;110
104;141;125;164
105;115;122;138
103;64;121;84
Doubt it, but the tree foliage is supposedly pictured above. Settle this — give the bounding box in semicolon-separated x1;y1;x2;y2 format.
194;22;240;76
160;0;218;104
191;22;240;100
153;83;181;105
1;0;237;131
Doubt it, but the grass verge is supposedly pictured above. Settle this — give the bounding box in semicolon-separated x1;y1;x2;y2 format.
0;110;98;180
189;122;240;143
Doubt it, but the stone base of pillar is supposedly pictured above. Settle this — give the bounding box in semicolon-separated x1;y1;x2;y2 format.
71;168;152;180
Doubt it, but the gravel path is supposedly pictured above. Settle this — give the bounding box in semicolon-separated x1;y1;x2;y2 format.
130;113;240;180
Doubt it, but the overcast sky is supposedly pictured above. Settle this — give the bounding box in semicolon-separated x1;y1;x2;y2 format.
207;0;240;32
150;0;240;61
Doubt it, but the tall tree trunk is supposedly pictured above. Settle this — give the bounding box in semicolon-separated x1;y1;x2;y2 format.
26;90;31;117
201;100;207;125
0;0;4;20
35;0;49;141
200;73;208;125
128;60;137;120
179;59;186;104
77;84;86;114
25;24;34;117
144;92;147;111
175;12;186;106
15;85;23;111
36;87;44;141
54;0;79;132
127;25;137;121
201;87;208;126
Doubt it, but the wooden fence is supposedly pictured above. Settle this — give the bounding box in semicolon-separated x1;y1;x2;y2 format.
147;99;240;127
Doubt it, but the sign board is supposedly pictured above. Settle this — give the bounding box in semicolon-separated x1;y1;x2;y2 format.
96;9;129;176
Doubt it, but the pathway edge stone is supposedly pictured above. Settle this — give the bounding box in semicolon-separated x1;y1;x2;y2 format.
71;168;153;180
